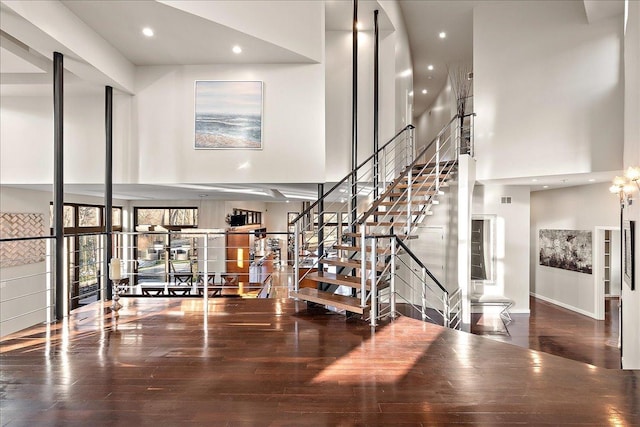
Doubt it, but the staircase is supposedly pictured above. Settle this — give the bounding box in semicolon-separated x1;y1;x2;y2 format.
290;115;470;329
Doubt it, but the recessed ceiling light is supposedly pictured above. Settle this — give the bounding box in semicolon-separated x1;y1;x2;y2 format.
408;91;414;97
439;31;446;39
532;179;538;182
142;27;154;37
232;45;242;54
543;185;549;189
588;178;596;182
422;89;428;94
427;65;434;71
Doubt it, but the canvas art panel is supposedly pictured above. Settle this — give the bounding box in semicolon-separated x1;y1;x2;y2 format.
623;220;635;290
194;81;263;149
539;229;592;274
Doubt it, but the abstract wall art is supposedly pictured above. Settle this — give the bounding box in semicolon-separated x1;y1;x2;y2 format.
539;229;592;274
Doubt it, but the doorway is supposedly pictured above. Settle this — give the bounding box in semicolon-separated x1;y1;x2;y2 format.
594;227;621;352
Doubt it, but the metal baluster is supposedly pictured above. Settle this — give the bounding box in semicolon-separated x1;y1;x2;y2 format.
406;166;412;235
390;237;396;319
443;292;450;328
294;222;300;293
360;223;367;309
421;267;427;321
203;234;208;315
435;136;440;194
370;236;377;327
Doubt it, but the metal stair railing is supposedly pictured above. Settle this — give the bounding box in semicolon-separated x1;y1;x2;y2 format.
356;116;462;325
361;235;462;329
291;114;473;326
291;125;416;296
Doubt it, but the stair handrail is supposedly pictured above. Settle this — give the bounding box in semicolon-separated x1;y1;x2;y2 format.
290;124;415;224
394;238;447;294
357;115;459;225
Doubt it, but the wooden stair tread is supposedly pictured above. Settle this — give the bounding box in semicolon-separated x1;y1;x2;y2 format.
379;200;438;206
372;209;433;216
365;221;413;226
322;257;387;272
304;271;373;290
388;190;438;197
291;288;364;314
396;183;449;190
412;160;456;170
343;232;418;240
333;244;390;254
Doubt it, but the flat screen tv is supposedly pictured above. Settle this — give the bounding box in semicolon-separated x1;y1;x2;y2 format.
229;214;247;227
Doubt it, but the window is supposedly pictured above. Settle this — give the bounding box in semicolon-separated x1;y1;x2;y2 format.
136;208;198;227
49;203;124;310
232;208;262;225
133;207;198;284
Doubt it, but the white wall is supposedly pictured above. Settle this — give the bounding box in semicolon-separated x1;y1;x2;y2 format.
1;64;325;186
131;64;325;183
134;64;325;185
378;0;414;131
473;0;623;181
0;187;51;336
622;0;640;370
408;180;459;296
324;30;396;182
0;186;128;336
472;184;530;313
530;183;618;317
414;77;455;150
323;1;413;182
0;92;133;184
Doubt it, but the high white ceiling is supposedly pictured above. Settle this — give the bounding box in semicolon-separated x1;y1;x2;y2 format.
61;0;313;66
0;0;624;201
398;0;474;118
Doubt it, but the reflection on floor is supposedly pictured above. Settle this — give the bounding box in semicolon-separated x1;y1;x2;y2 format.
471;296;621;369
1;297;638;425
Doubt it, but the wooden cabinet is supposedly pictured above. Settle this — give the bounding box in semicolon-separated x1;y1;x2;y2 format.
225;225;271;283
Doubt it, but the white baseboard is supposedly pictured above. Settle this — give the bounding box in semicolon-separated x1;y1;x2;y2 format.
530;292;597;319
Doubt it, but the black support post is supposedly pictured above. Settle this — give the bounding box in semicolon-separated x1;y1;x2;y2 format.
317;184;324;276
105;86;113;300
373;9;379;200
53;52;64;321
350;0;359;246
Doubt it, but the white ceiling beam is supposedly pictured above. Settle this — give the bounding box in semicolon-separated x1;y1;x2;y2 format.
1;0;135;93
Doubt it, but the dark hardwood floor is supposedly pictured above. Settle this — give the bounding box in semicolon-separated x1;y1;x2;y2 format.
1;297;638;426
471;296;622;369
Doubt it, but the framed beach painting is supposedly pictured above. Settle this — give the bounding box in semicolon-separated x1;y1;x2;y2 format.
194;80;263;149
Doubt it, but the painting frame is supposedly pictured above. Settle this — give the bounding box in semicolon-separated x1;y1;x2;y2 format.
623;220;635;290
194;80;263;150
538;229;593;274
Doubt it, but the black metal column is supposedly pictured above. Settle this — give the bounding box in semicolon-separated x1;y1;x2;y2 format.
317;184;324;276
53;52;64;321
373;9;379;200
350;0;359;245
105;86;113;300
